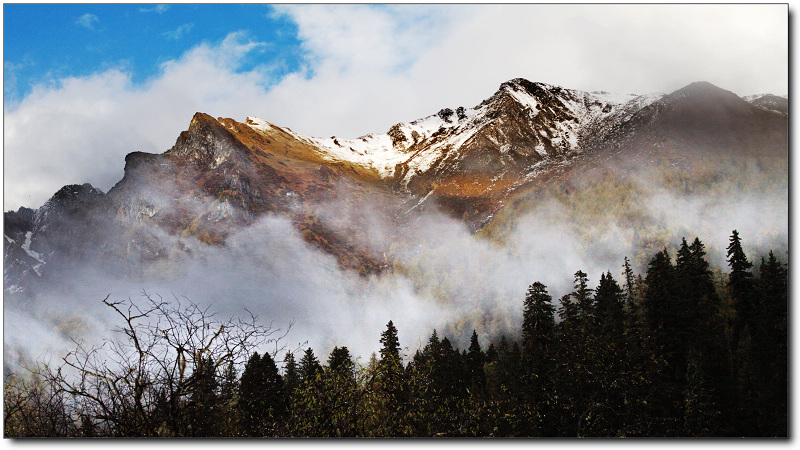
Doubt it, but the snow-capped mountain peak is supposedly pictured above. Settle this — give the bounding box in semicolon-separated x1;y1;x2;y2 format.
243;78;663;189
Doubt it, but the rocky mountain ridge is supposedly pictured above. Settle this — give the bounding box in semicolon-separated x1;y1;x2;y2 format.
4;78;789;295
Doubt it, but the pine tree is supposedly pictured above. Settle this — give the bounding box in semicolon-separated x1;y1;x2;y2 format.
643;248;684;431
727;230;756;342
557;294;578;325
376;321;406;434
490;335;522;399
594;271;625;336
466;330;486;396
426;329;441;363
186;356;221;436
622;256;636;305
298;348;322;384
412;329;443;403
644;249;678;344
522;282;555;374
752;250;788;436
573;270;594;323
328;346;355;379
238;351;285;436
521;281;556;424
218;360;239;436
283;351;299;400
439;337;465;398
491;335;514;399
380;320;401;365
676;237;729;435
485;343;498;363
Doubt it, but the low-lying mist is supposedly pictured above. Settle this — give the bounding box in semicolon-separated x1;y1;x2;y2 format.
4;162;788;376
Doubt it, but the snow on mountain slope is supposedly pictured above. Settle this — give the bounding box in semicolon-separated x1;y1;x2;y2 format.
243;79;664;191
743;93;788;115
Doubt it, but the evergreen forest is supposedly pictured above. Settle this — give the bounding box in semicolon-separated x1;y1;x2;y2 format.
4;231;788;437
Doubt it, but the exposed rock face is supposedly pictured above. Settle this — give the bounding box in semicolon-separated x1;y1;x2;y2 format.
3;207;37;294
3;78;789;295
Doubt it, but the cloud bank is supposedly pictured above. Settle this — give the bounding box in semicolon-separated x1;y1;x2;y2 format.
4;163;788;374
4;4;788;211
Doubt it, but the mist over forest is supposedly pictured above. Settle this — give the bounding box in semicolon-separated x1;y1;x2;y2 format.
4;155;787;374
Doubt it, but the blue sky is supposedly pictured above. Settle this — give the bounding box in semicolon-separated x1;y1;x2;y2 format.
3;4;789;210
4;4;303;101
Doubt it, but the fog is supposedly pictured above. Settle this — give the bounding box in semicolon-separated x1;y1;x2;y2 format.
4;164;788;376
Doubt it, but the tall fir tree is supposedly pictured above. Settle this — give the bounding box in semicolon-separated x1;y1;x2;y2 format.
521;281;556;428
218;360;239;436
522;282;556;374
238;351;286;436
283;351;299;400
594;271;625;336
727;230;756;342
622;257;637;305
439;337;465;398
557;294;578;326
643;248;685;433
377;321;407;434
753;251;788;436
485;342;498;363
677;237;730;436
328;346;355;379
466;330;486;396
298;347;322;384
644;249;678;345
380;320;401;365
573;270;594;323
185;356;221;436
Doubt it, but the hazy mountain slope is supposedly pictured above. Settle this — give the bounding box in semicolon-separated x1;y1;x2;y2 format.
3;78;789;297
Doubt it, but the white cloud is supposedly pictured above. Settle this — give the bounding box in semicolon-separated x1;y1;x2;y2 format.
4;32;273;210
75;13;99;30
140;4;169;14
163;23;194;40
260;4;787;137
4;5;788;211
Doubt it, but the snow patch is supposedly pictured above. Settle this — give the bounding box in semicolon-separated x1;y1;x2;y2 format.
505;87;540;113
21;231;45;265
245;117;274;133
7;285;23;294
402;189;436;216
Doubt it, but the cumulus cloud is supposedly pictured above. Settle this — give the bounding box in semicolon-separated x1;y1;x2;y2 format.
75;13;99;30
4;32;272;210
4;4;788;210
263;4;787;138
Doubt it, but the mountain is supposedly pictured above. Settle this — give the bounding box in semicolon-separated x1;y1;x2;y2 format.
3;78;788;296
592;82;788;161
744;93;789;115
